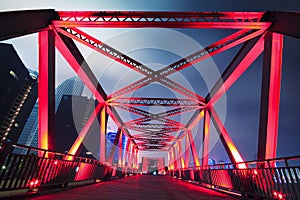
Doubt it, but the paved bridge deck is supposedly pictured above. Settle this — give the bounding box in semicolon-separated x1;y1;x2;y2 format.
26;175;239;200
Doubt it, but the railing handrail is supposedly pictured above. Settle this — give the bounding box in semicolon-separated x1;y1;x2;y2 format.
176;154;300;170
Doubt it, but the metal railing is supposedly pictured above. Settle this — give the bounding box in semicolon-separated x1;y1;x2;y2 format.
169;156;300;200
0;142;136;195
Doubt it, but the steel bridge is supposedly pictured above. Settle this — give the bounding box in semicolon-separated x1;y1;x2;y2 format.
0;10;300;199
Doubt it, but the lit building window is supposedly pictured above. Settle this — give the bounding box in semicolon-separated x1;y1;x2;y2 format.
9;70;19;80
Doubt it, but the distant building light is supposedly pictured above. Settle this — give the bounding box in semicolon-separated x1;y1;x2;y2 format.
86;152;92;155
9;70;19;80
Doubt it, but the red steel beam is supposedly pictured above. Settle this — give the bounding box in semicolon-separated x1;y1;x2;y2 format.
109;97;201;107
210;108;246;169
120;105;189;129
207;33;266;105
68;103;103;157
187;130;200;167
55;30;116;159
56;34;130;155
56;27;154;76
108;77;152;100
57;11;264;21
156;29;265;77
51;11;275;155
258;32;283;161
38;29;55;152
54;30;106;103
56;27;205;103
108;29;266;102
187;109;204;130
57;24;193;151
54;11;269;29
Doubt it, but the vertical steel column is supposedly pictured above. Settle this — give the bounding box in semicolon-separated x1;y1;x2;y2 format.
168;151;171;169
123;138;131;166
258;32;283;161
169;147;174;170
174;142;181;169
130;143;135;167
178;140;185;168
135;149;139;168
132;147;137;168
202;109;211;166
118;131;123;165
38;29;55;152
100;106;107;162
185;134;190;168
187;130;200;167
172;147;178;169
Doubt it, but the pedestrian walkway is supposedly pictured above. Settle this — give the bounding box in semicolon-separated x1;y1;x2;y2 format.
26;175;239;200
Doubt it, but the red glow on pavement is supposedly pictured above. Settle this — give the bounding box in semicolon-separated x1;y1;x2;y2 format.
175;179;228;197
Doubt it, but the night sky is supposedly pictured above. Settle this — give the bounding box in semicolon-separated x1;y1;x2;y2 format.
1;0;300;163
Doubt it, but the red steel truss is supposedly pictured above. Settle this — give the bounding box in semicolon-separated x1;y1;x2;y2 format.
43;11;278;167
2;10;295;169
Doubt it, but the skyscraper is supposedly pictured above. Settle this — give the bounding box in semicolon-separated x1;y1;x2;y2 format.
55;95;99;157
0;43;38;145
16;76;84;154
54;77;85;112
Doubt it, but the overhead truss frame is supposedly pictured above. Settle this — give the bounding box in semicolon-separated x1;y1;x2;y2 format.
1;10;294;169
